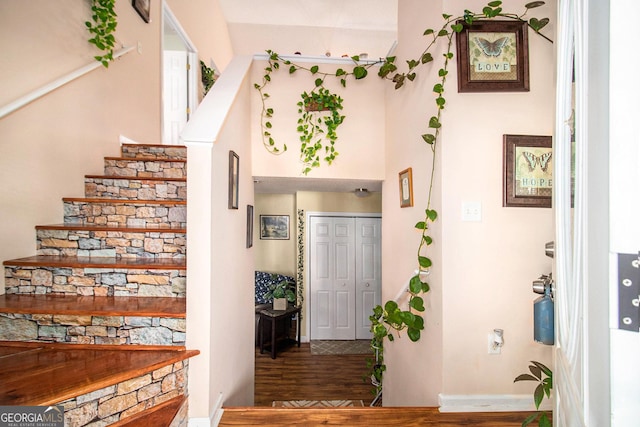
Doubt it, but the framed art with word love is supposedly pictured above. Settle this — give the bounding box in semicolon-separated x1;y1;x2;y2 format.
503;134;552;208
456;20;530;92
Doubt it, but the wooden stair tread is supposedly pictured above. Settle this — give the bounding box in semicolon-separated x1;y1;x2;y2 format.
3;255;186;270
85;174;186;182
0;294;185;317
219;407;540;426
0;343;198;406
63;197;186;205
35;223;186;232
110;395;185;427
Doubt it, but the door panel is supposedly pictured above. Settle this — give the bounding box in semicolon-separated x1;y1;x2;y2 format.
162;51;188;145
310;216;380;340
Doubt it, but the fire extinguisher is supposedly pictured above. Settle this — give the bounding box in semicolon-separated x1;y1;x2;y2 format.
533;273;554;345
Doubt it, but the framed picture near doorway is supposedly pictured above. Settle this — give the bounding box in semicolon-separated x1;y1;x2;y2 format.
228;151;239;209
260;215;289;240
399;167;413;208
503;134;552;208
132;0;150;23
455;20;529;92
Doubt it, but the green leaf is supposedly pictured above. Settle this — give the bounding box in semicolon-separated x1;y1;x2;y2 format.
407;328;421;342
289;66;297;74
539;413;552;427
384;300;399;313
409;275;423;293
433;83;444;94
407;73;416;81
483;6;493;16
426;209;438;221
514;374;538;382
529;364;543;380
314;78;323;87
421;53;433;64
410;296;425;312
532;361;552;377
423;235;433;245
418;256;432;268
451;24;463;33
437;29;448;37
310;65;319;74
529;17;550;31
265;122;272;129
521;413;538;427
525;1;546;9
487;1;502;6
424;29;434;35
534;384;544;409
415;221;426;230
438;68;448;77
336;68;346;76
428;116;441;129
422;134;435;145
353;66;368;79
436;96;446;108
442;13;452;19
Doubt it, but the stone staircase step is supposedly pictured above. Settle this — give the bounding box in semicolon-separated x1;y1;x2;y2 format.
4;256;186;297
104;157;186;179
62;198;187;228
36;224;186;258
0;294;186;346
0;342;198;426
109;395;187;427
121;144;187;160
85;175;187;201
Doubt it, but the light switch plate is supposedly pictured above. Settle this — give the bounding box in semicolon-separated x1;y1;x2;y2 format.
462;201;482;222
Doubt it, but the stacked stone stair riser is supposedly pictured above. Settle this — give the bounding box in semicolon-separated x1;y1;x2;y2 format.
85;177;186;201
104;158;186;179
36;228;186;258
61;360;189;426
4;266;186;297
62;201;186;228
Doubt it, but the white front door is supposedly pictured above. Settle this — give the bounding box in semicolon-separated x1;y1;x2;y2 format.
309;216;381;340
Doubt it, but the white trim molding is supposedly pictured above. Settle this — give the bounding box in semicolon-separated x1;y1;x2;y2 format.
188;393;224;427
438;394;553;413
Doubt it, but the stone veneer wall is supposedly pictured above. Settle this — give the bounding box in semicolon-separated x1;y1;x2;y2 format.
104;159;186;179
36;229;186;259
61;360;189;427
0;313;186;346
4;266;186;297
121;145;187;160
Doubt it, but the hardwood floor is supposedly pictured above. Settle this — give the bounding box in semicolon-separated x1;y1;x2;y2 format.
254;342;374;406
225;342;547;426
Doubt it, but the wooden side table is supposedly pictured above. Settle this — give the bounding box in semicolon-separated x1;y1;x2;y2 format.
259;305;301;359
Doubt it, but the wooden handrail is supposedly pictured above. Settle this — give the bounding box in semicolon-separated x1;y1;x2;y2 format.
0;45;135;119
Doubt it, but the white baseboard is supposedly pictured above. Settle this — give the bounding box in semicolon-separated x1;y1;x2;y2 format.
438;394;553;413
189;393;224;427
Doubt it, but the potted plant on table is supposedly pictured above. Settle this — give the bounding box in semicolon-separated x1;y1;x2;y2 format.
265;279;296;310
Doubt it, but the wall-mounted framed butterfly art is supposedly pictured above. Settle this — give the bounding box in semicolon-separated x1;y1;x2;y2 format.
503;134;552;208
456;20;529;92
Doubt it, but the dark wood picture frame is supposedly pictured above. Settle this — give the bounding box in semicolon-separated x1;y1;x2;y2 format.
456;20;529;92
399;168;414;208
260;215;290;240
228;151;239;209
246;205;254;248
132;0;150;23
503;134;552;208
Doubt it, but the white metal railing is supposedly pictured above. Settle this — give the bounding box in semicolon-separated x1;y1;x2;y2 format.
0;46;135;120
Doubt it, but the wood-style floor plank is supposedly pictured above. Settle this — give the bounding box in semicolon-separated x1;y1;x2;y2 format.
0;344;198;406
0;294;185;317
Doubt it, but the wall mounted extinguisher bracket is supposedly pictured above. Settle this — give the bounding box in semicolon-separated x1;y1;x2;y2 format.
533;273;555;345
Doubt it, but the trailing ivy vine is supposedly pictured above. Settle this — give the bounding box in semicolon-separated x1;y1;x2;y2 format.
255;0;552;400
85;0;118;68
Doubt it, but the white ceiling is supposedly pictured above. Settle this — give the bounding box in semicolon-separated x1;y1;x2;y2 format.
218;0;398;59
217;0;396;194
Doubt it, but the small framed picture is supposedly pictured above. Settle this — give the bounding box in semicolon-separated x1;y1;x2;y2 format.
246;205;254;248
228;151;239;209
503;134;552;208
455;20;529;92
132;0;150;23
260;215;290;240
399;168;414;208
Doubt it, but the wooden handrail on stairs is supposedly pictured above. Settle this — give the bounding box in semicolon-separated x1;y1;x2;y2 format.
0;46;134;119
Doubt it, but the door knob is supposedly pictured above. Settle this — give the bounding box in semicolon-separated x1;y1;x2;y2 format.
365;283;370;287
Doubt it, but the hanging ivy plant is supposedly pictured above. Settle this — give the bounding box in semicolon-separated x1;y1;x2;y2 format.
254;50;382;174
200;60;217;96
85;0;118;68
297;87;345;174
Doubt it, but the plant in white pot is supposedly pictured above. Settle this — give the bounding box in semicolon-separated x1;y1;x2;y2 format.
265;279;296;310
